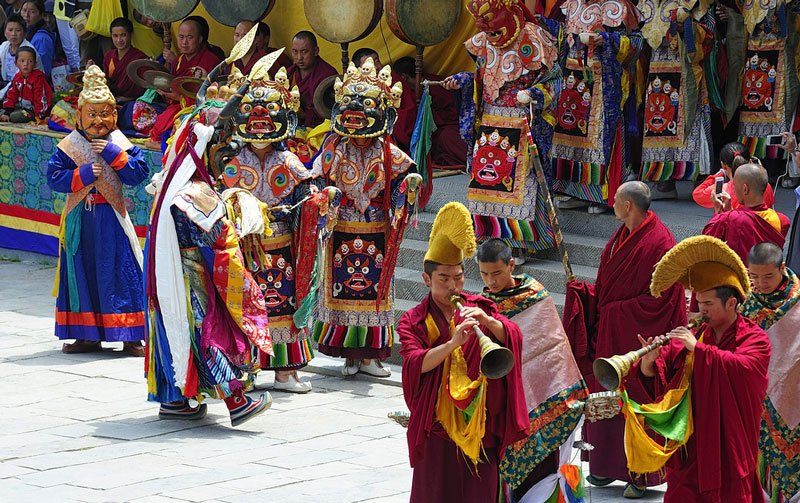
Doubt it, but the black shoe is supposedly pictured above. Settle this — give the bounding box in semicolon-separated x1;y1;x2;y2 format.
586;475;615;487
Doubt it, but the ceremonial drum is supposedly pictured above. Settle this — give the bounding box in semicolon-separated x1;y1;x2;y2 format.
304;0;383;44
385;0;461;47
304;0;383;72
201;0;276;27
130;0;199;22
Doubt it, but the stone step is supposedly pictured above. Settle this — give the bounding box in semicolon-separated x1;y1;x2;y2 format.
396;239;597;294
404;212;609;268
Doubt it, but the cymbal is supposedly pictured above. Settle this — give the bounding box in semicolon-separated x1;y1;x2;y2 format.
313;74;339;121
141;70;174;92
66;71;84;87
171;76;204;99
128;59;170;89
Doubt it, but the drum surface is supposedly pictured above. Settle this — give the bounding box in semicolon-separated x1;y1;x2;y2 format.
200;0;275;27
130;0;199;23
385;0;461;46
304;0;383;44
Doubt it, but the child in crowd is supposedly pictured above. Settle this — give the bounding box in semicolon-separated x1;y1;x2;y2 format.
0;45;51;122
0;14;43;100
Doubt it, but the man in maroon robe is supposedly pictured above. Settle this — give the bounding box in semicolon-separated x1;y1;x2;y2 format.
102;18;148;102
703;163;788;263
353;48;417;152
395;56;468;167
145;17;222;149
563;181;687;498
398;202;529;503
287;31;338;128
231;21;292;77
634;235;771;502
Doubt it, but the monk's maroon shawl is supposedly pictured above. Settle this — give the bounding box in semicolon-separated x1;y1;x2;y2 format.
398;292;529;467
634;316;771;502
703;204;787;264
564;211;687;401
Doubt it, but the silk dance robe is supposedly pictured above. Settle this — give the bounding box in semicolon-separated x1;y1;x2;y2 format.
483;274;588;502
453;16;563;252
740;270;800;502
563;210;687;485
221;144;320;370
310;136;414;361
549;0;643;207
632;316;771;502
398;293;529;503
144;117;272;404
47;129;148;343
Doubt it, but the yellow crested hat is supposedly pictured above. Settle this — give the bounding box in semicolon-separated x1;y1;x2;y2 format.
650;235;750;299
424;202;476;265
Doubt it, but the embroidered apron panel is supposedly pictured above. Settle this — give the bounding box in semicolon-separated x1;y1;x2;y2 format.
553;58;603;148
467;114;530;207
739;39;785;126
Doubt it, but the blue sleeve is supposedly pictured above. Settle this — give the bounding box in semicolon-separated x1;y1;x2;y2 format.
47;148;89;193
31;32;54;76
115;145;150;187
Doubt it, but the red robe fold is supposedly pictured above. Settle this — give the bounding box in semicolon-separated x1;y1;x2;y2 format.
103;47;148;99
398;293;529;503
634;316;771;502
703;204;788;263
563;211;687;484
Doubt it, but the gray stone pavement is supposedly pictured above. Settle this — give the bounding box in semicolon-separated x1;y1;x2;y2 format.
0;258;665;502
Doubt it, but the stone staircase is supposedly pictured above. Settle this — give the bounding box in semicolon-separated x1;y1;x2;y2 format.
382;174;730;365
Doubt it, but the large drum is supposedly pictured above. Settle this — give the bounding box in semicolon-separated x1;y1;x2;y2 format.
201;0;276;27
304;0;383;44
130;0;198;22
385;0;461;47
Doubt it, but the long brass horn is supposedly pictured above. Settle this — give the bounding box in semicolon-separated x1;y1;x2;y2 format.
449;294;514;379
593;317;704;391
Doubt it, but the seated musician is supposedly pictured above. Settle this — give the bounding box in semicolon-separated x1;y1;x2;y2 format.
394;56;467;167
231;20;292;76
144;16;221;150
287;30;337;128
631;235;771;502
398;202;529;503
352;47;416;153
100;18;148;105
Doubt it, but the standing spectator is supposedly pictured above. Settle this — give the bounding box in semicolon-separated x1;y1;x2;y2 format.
0;13;42;100
287;30;337;128
51;1;80;71
20;0;53;76
4;0;23;17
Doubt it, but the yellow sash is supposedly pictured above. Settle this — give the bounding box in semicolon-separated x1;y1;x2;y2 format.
426;313;488;468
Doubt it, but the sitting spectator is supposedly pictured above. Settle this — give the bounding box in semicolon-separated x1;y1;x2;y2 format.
184;15;225;61
232;20;291;76
0;14;42;100
20;0;53;76
352;47;416;152
0;45;51;122
144;16;221;149
101;17;147;103
4;0;23;17
395;56;467;167
288;30;337;128
693;141;776;212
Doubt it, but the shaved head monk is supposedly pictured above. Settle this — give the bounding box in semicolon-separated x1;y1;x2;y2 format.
563;180;687;498
287;31;337;128
703;162;789;266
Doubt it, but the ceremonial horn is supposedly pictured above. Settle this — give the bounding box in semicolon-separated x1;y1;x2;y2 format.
593;317;704;391
449;294;514;379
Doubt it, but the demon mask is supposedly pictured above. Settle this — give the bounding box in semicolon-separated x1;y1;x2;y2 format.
467;0;527;49
331;58;402;139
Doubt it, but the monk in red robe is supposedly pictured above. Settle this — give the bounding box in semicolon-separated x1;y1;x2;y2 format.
146;17;222;148
102;18;148;102
394;57;468;167
563;181;686;498
287;31;338;128
703;163;788;263
632;235;771;503
398;202;529;503
231;21;292;77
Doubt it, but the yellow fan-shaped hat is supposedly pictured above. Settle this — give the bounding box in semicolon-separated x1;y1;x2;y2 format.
424;202;476;265
650;235;750;299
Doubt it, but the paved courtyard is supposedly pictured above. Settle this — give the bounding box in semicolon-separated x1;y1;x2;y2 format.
0;257;665;502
